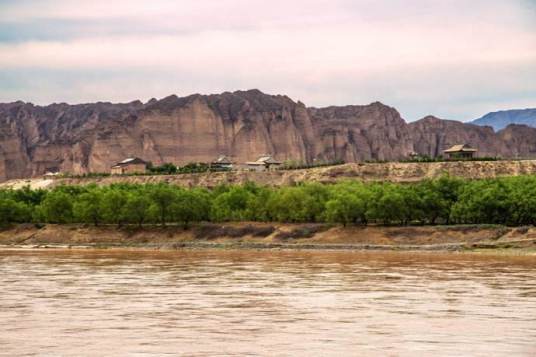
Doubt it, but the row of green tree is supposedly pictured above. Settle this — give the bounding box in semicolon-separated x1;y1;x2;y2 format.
2;175;536;227
148;162;219;175
60;162;228;179
279;159;346;170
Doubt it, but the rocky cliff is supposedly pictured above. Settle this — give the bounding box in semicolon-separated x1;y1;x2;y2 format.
1;89;536;181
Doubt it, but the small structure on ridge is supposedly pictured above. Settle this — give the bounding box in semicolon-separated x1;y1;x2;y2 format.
111;157;148;175
443;144;477;160
210;155;234;170
245;155;282;172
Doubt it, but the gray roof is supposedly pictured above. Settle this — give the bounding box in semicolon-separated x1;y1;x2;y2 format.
113;157;148;167
444;144;477;153
212;155;233;164
246;155;282;165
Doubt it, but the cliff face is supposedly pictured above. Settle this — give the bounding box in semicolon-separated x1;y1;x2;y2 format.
408;116;536;159
309;102;414;161
1;90;536;181
408;116;507;158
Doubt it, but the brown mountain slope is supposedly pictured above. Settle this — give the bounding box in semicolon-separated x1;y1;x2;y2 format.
1;90;536;181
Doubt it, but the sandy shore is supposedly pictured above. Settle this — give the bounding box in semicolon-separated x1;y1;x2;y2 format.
1;223;536;253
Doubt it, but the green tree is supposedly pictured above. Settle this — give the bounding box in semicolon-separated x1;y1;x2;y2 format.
73;190;104;225
12;186;47;206
170;189;211;228
211;186;254;221
300;183;330;222
149;163;178;174
244;186;273;221
324;182;370;226
507;177;536;225
39;191;73;223
399;185;424;225
325;195;366;226
267;187;310;222
149;185;177;225
366;184;406;225
101;189;128;226
122;192;152;227
0;199;32;226
450;179;511;224
432;175;464;224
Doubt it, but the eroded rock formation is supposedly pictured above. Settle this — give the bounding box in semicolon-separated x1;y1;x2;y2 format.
1;89;536;181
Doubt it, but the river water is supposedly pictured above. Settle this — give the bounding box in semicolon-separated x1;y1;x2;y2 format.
0;249;535;356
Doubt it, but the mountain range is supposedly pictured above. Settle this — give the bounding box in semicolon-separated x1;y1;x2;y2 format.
1;89;536;182
471;108;536;131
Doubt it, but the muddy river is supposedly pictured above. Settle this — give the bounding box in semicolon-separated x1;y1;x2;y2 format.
1;249;535;356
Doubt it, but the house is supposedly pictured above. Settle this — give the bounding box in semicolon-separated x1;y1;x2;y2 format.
210;155;234;170
245;155;282;172
443;144;477;160
43;171;60;178
111;157;148;175
43;168;61;178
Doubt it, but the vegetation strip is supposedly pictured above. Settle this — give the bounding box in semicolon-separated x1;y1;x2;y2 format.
2;176;536;228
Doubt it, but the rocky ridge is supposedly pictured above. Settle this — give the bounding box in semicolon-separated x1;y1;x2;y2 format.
1;89;536;181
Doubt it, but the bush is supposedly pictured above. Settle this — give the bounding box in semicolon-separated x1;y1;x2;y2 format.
148;163;178;175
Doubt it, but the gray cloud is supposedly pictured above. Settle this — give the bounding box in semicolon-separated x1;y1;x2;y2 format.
0;0;535;121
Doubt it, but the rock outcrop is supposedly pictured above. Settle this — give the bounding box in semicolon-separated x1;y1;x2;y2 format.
1;89;536;181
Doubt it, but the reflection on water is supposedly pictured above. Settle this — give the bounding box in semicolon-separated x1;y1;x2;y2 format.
1;249;535;356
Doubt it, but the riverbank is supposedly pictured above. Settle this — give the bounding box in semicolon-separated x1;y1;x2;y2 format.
3;160;536;189
1;223;535;253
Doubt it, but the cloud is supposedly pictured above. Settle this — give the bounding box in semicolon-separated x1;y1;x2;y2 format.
0;0;535;121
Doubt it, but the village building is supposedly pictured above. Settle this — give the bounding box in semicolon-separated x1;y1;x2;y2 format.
42;167;61;178
210;155;234;170
245;155;282;172
443;144;478;160
111;157;148;175
43;171;60;178
408;151;420;159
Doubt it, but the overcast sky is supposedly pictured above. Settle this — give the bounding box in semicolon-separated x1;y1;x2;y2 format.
0;0;535;121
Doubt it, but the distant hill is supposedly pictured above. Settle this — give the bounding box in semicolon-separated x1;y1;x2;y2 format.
472;108;536;131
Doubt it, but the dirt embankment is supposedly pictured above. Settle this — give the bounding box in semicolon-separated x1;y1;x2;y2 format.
2;160;536;190
1;223;536;252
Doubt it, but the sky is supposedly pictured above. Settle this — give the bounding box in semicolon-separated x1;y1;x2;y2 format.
0;0;535;121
